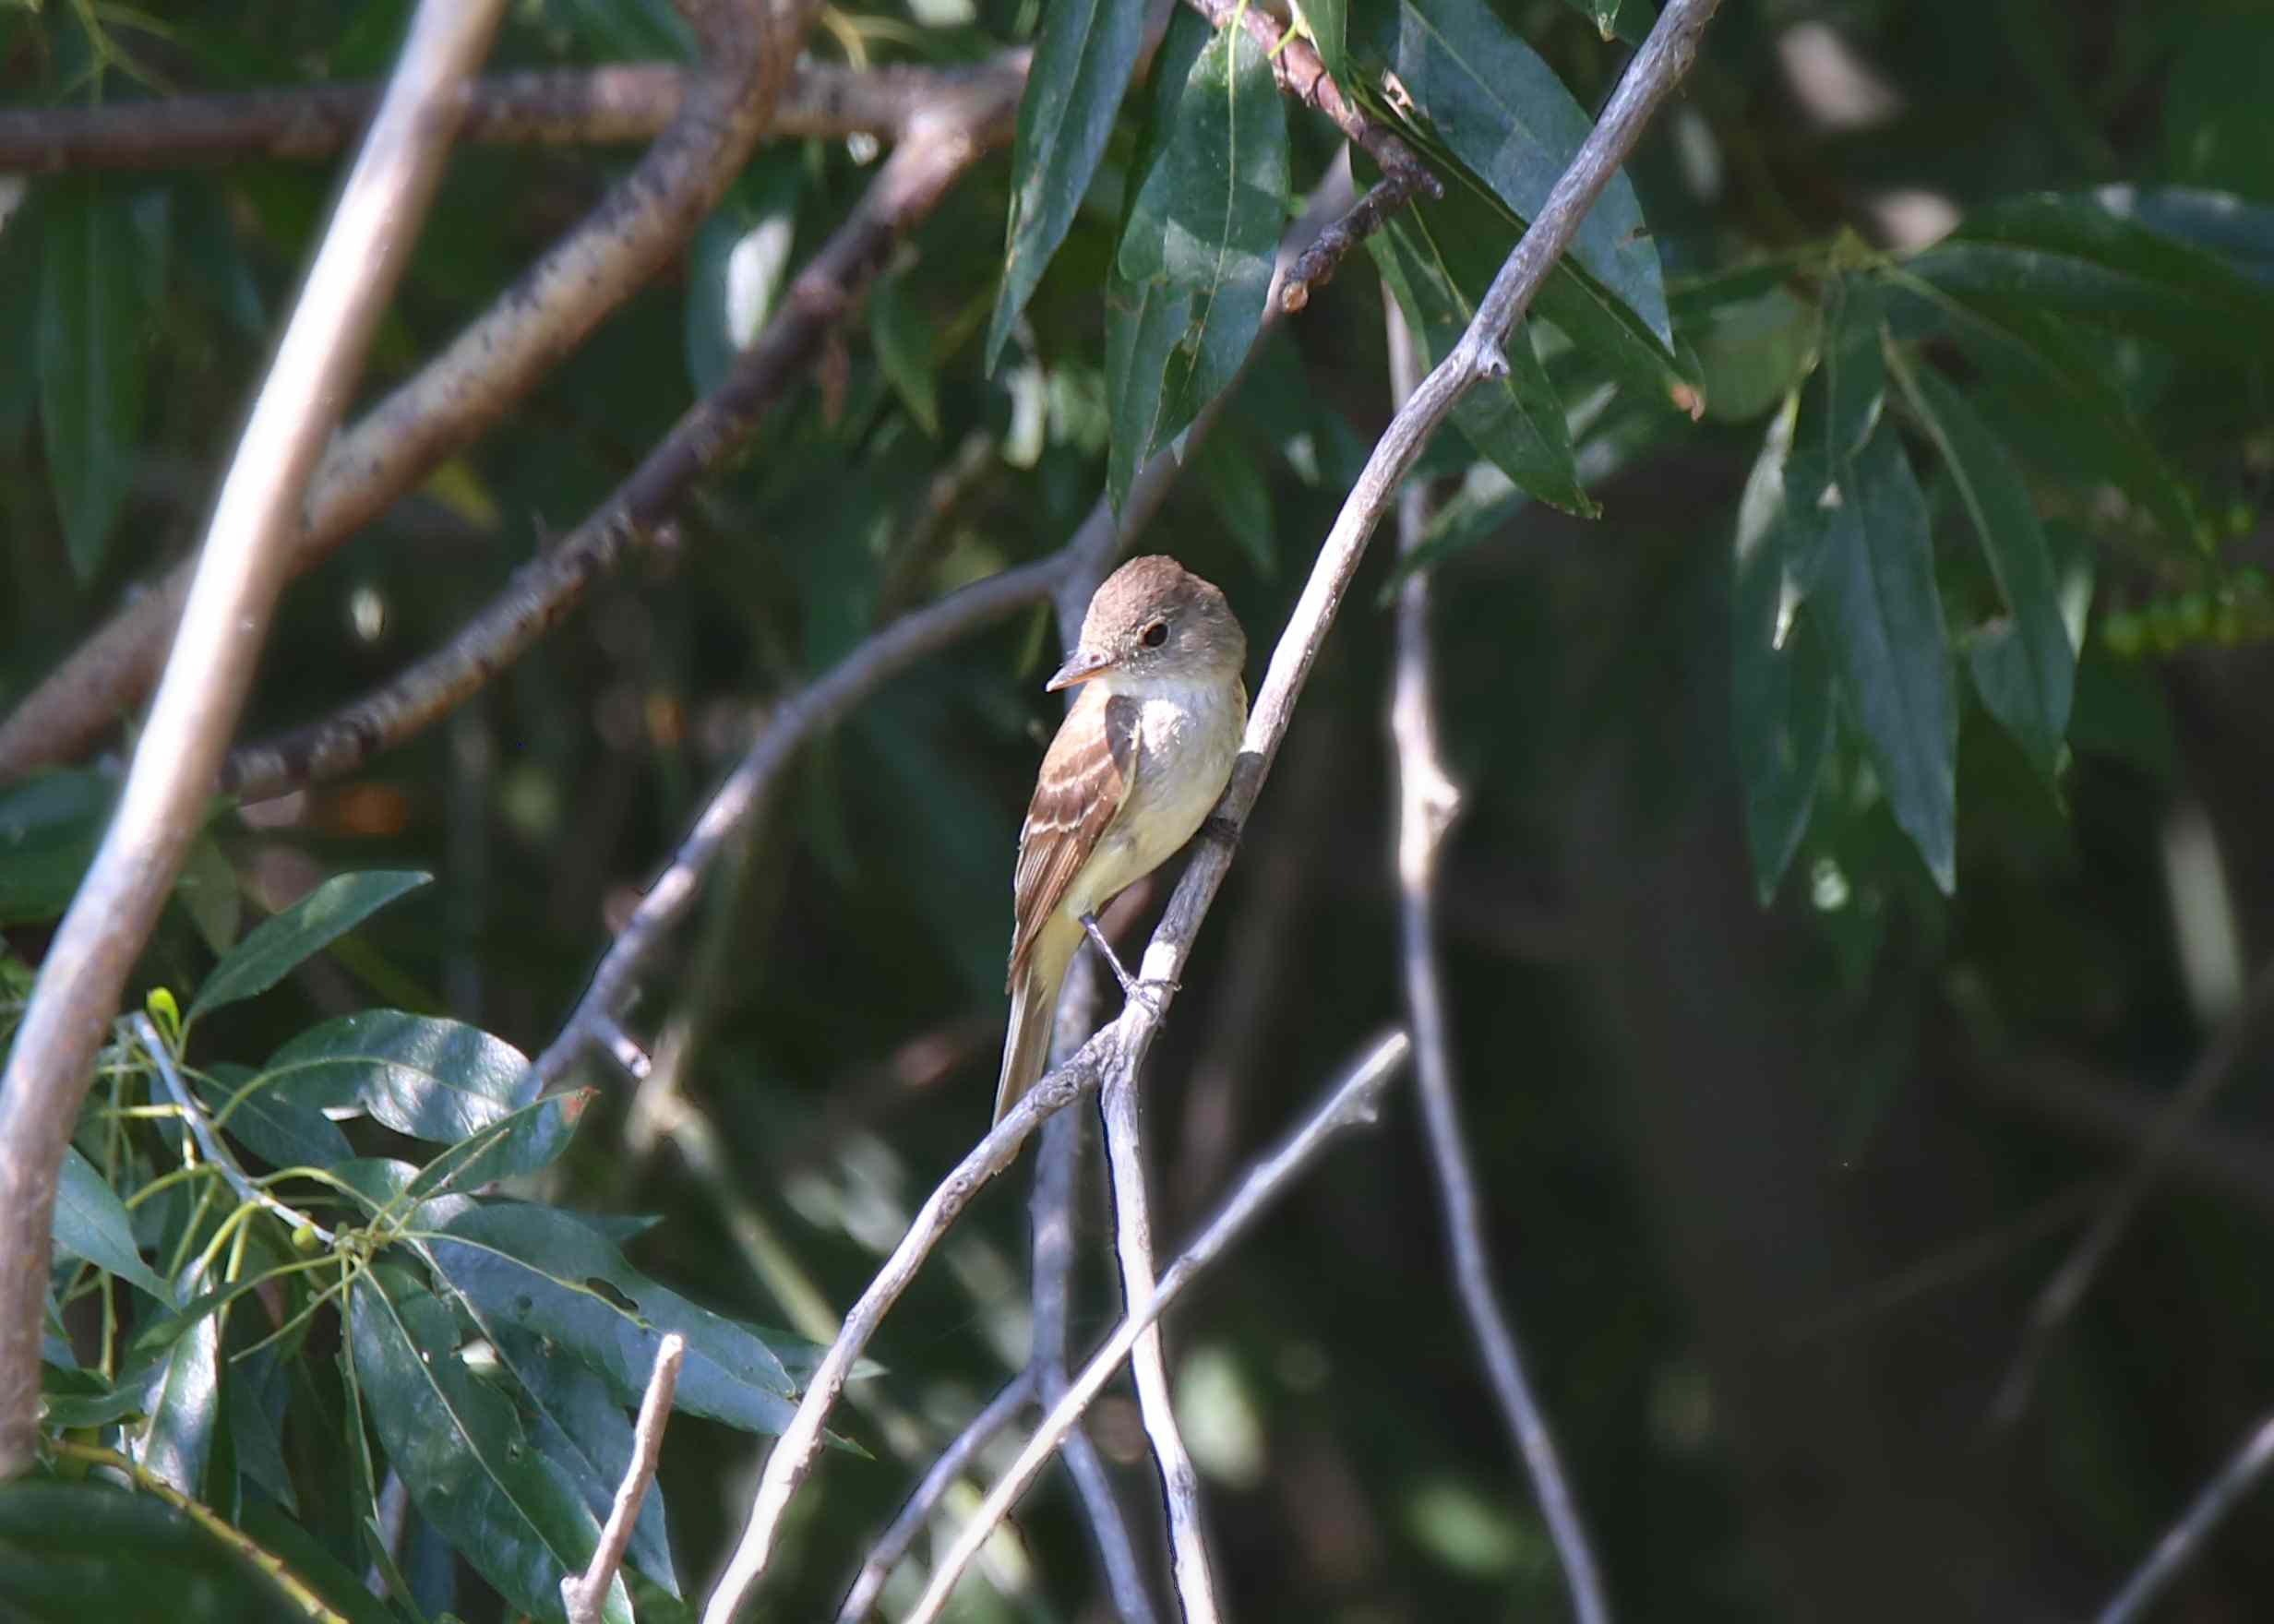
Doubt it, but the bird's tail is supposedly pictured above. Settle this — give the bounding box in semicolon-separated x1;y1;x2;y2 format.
995;918;1079;1124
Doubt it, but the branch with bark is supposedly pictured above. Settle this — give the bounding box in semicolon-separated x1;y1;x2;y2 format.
0;0;833;782
0;58;1024;171
0;0;509;1478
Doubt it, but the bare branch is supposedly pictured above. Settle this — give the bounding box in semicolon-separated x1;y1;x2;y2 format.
2097;1407;2274;1624
833;1370;1038;1624
0;59;1024;172
1099;1069;1222;1622
699;1039;1115;1624
563;1333;685;1624
905;1032;1414;1624
0;0;508;1476
1383;295;1608;1624
1992;956;2274;1427
221;66;1023;804
0;0;841;782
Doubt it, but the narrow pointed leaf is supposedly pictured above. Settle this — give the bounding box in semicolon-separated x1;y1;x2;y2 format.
1813;424;1957;891
188;871;430;1021
349;1267;628;1624
54;1147;170;1303
424;1202;803;1436
1357;0;1670;347
136;1264;221;1496
38;177;155;580
0;1482;305;1623
985;0;1150;370
1801;277;1885;466
1731;406;1837;901
1890;353;2074;775
404;1088;592;1201
196;1061;353;1172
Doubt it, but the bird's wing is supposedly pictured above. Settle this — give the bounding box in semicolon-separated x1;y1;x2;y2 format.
1009;687;1141;988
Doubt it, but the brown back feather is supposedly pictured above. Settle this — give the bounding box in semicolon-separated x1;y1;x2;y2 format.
1008;687;1140;988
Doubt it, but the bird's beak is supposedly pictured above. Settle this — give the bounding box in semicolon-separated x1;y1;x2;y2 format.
1045;646;1117;692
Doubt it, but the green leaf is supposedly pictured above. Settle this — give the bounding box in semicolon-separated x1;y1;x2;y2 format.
869;265;940;437
986;0;1151;371
223;1346;295;1514
0;1482;305;1623
684;157;798;399
187;870;430;1021
1810;424;1957;892
402;1088;592;1201
0;770;114;927
1892;275;2200;550
38;176;158;580
1888;352;2074;776
349;1265;628;1624
424;1202;802;1436
135;1263;221;1496
1107;11;1289;511
1373;209;1591;515
1194;428;1276;577
195;1062;353;1173
1356;0;1670;348
1800;277;1885;467
1731;403;1837;902
174;833;241;960
263;1011;534;1141
1909;190;2274;356
0;194;42;448
1682;282;1814;424
235;1498;400;1624
2108;186;2274;285
54;1146;170;1303
493;1324;680;1598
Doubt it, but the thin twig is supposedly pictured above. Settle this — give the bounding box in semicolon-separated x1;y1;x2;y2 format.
833;1370;1038;1623
0;0;838;782
1099;1069;1222;1621
132;1014;334;1248
1383;295;1608;1624
2097;1407;2274;1624
905;1032;1413;1624
698;4;1717;1603
0;0;508;1475
563;1333;685;1624
698;1037;1115;1624
0;59;1023;172
221;67;1021;802
1991;958;2274;1427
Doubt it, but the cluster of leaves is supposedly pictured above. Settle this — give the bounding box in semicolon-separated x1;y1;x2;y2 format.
11;857;818;1623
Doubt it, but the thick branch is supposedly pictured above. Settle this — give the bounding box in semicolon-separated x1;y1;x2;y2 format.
0;0;840;782
0;0;507;1476
221;67;1022;804
0;59;1021;171
1383;297;1608;1624
904;1033;1413;1624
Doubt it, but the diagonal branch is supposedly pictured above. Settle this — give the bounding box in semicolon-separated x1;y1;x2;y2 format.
0;0;841;782
222;66;1024;805
0;0;509;1478
1383;294;1608;1624
0;59;1023;172
562;1333;685;1624
904;1032;1413;1624
2097;1406;2274;1624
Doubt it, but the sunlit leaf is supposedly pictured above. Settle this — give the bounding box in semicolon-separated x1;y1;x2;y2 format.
263;1011;533;1141
188;871;431;1021
348;1265;628;1624
424;1202;803;1436
136;1263;221;1496
403;1088;592;1200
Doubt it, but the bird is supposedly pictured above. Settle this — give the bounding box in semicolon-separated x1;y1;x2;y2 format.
994;555;1248;1123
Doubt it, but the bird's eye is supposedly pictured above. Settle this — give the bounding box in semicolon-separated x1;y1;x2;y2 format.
1141;620;1169;648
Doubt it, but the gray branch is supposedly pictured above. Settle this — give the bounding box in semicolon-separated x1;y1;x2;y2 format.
2097;1406;2274;1624
562;1333;685;1624
0;0;508;1475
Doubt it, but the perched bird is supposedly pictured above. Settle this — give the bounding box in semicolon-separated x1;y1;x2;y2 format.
995;556;1248;1122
